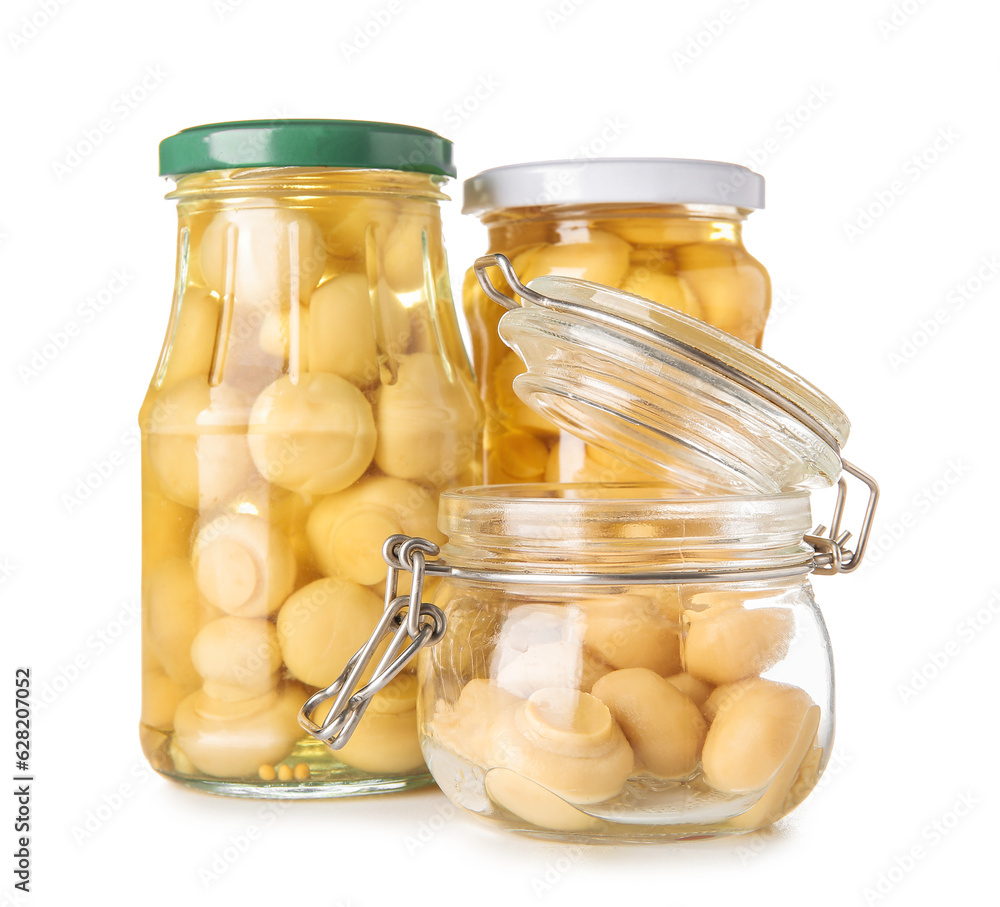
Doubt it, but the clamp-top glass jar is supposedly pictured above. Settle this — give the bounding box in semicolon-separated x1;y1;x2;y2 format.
300;255;878;841
139;120;481;797
422;486;830;840
461;159;770;485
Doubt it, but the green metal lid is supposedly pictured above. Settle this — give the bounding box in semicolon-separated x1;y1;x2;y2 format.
159;119;455;178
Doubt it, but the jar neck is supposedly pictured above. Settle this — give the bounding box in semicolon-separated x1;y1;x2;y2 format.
437;486;814;578
481;203;750;250
169;167;450;209
150;166;459;398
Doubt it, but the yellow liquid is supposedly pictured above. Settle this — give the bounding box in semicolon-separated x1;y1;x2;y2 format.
139;178;480;797
462;207;770;485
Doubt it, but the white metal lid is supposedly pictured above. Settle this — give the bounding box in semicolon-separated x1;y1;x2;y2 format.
462;158;765;215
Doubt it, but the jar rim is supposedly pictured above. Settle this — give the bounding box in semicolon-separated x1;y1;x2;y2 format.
441;483;811;507
165;167;450;202
477;202;752;225
437;483;815;577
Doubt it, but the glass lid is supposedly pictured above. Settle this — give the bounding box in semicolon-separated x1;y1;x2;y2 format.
473;255;850;496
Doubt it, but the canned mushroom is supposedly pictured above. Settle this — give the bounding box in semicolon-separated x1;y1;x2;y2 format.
139;120;481;797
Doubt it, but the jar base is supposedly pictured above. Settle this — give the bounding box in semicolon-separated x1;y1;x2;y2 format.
160;771;435;800
423;739;820;842
480;817;763;845
142;726;434;799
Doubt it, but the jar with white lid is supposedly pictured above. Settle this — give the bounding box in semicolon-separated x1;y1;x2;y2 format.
460;159;770;485
300;255;878;841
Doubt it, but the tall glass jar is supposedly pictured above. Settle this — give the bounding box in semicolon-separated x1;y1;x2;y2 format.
460;159;770;485
139;120;481;797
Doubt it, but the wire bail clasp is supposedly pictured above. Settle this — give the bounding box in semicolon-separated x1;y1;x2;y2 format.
806;460;880;575
298;535;447;751
473;253;550;310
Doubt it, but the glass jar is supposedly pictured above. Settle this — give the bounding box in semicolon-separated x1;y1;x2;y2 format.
460;159;770;485
300;256;878;840
138;120;481;798
422;485;831;841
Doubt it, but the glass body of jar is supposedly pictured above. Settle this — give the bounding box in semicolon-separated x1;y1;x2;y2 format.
420;485;832;842
139;161;481;797
463;200;770;485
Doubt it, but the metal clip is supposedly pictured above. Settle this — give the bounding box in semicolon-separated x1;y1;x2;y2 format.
298;535;447;751
806;460;880;575
473;254;549;310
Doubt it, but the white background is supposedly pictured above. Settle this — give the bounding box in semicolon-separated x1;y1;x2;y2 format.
1;0;996;904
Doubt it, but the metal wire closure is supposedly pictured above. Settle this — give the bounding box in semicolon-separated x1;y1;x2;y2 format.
474;253;550;310
806;461;880;575
473;253;881;577
298;536;447;750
